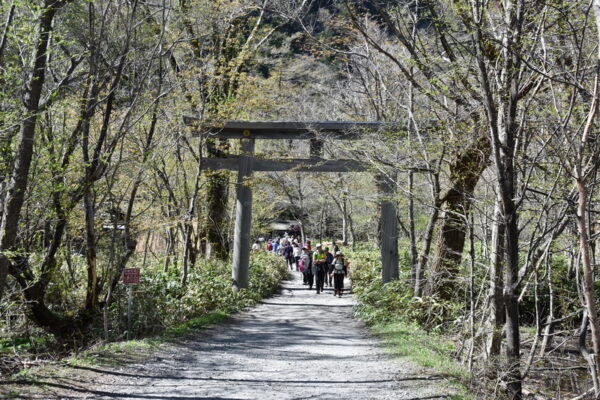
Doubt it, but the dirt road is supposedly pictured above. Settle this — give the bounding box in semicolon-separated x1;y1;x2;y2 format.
12;272;457;399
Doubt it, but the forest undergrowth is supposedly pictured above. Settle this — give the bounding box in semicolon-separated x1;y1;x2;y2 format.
0;252;288;377
348;244;591;399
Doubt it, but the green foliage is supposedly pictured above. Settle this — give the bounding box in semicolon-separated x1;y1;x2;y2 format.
372;322;469;398
348;245;469;397
0;252;287;366
518;251;581;327
0;334;54;355
101;251;288;339
349;245;461;332
347;245;469;399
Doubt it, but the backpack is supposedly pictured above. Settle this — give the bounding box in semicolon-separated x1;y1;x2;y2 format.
334;259;345;274
298;258;306;272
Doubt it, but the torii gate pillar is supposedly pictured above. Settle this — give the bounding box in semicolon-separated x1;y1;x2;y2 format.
232;138;255;290
378;174;399;283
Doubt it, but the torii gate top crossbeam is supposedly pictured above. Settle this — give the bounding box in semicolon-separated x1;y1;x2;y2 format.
183;118;386;139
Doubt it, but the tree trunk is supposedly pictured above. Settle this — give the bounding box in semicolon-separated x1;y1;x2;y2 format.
500;164;522;400
204;139;230;260
0;4;17;217
182;155;203;286
10;256;87;339
428;135;490;299
84;187;99;310
341;198;348;246
348;202;356;250
0;0;63;301
408;171;418;287
576;179;600;389
539;253;554;357
414;172;440;297
486;194;505;359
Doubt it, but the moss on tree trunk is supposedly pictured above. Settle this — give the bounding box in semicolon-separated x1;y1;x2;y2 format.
428;135;490;300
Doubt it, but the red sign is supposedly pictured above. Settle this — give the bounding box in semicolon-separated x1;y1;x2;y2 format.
123;268;140;284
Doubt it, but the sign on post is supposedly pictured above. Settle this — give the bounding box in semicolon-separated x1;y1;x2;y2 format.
122;268;140;340
123;268;140;284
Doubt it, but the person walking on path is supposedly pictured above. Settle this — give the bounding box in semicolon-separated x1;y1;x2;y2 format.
332;251;348;297
292;242;301;271
312;244;328;294
302;247;313;288
325;246;334;287
283;241;294;270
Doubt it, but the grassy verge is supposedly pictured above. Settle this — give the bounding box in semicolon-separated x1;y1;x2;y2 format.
371;321;470;399
347;244;471;399
67;310;232;368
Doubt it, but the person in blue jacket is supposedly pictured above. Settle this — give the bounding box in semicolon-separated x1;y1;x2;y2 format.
283;241;294;270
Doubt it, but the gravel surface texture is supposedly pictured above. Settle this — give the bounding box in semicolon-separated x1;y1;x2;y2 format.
9;272;458;399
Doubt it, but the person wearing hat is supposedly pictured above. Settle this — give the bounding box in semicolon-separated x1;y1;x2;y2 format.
312;243;328;294
301;247;313;287
332;251;348;297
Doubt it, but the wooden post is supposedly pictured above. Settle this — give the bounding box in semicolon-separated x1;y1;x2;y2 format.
126;284;133;340
378;174;399;283
232;138;255;290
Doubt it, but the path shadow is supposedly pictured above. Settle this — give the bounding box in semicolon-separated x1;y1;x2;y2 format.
49;364;435;385
1;380;244;399
260;302;353;308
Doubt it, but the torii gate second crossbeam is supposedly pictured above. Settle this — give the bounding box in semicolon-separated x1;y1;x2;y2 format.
186;120;399;289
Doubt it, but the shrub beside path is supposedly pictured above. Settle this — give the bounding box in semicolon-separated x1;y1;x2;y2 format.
6;272;459;399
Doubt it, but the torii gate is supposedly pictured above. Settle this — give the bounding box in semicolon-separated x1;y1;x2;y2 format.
185;119;399;289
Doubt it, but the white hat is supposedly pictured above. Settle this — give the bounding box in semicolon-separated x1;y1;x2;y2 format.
316;243;322;247
335;251;343;256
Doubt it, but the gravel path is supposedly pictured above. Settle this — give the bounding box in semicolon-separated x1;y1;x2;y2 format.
20;272;458;399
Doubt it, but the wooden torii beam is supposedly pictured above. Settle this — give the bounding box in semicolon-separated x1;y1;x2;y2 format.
185;119;400;289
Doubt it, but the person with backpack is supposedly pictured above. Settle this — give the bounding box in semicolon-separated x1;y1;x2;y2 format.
332;251;348;297
301;247;313;287
312;244;328;294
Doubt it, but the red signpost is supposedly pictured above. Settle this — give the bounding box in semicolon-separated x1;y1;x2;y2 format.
123;268;140;284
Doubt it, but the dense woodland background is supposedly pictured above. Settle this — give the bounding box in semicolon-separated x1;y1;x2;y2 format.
3;0;600;398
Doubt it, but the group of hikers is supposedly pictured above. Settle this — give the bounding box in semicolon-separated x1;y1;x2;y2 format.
254;236;349;297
